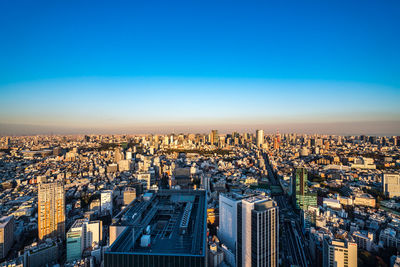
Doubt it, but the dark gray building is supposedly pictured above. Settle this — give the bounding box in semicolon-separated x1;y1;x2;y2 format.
105;189;207;267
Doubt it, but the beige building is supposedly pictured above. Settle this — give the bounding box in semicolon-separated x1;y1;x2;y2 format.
382;173;400;198
353;194;376;208
38;181;65;240
123;187;136;206
0;215;14;259
323;239;357;267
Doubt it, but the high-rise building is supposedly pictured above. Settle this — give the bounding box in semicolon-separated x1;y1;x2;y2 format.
273;137;279;150
210;130;219;146
38;181;65;240
218;193;246;253
382;173;400;198
0;215;14;259
237;195;278;267
67;219;102;262
323;238;357;267
292;168;317;211
256;130;264;148
100;190;113;215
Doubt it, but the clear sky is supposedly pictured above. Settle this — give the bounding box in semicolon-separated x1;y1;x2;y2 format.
0;0;399;135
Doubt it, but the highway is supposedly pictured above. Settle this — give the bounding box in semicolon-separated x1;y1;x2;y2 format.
263;152;311;267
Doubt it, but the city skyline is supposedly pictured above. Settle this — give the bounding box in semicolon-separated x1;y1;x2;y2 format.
1;1;400;135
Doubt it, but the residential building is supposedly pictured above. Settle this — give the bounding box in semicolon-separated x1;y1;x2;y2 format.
38;181;65;240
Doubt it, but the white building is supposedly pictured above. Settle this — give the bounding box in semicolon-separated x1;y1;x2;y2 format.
323;238;357;267
67;219;102;262
256;130;264;148
218;193;244;253
101;190;113;215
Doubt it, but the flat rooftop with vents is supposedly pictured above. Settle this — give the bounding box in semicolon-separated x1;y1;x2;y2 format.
105;189;207;267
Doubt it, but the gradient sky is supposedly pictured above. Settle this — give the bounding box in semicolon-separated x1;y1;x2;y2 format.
0;0;400;135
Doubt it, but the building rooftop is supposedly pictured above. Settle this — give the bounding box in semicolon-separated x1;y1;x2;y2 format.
108;189;207;256
0;215;13;228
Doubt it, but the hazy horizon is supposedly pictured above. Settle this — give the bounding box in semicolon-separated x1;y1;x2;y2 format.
1;120;399;137
1;1;399;135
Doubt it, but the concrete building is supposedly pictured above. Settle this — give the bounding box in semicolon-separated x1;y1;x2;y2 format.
23;240;59;267
382;173;400;198
323;238;357;267
256;130;264;148
218;193;245;253
123;187;136;206
105;190;207;267
0;216;14;259
353;194;376;207
210;130;219;146
101;190;113;215
38;181;65;240
66;219;102;262
238;195;278;267
136;172;152;190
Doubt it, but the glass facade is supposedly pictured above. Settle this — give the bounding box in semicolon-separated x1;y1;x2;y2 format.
66;231;82;262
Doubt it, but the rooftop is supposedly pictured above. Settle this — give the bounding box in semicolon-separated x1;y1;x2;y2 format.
109;189;207;256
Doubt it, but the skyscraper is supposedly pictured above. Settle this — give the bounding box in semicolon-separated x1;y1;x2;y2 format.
210;130;219;146
38;181;65;240
218;193;245;253
292;168;317;211
323;238;357;267
256;129;264;148
237;195;278;267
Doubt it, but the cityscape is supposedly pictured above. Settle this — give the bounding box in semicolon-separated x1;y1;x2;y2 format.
0;133;399;266
1;1;400;267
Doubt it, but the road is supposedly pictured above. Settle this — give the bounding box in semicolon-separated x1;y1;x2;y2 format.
263;152;311;267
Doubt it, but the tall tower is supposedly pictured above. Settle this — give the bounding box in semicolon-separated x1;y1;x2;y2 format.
237;195;279;267
292;168;317;211
256;129;264;148
210;130;219;146
38;181;65;240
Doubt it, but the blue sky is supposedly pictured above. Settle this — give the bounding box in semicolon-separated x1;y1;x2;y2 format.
0;0;399;134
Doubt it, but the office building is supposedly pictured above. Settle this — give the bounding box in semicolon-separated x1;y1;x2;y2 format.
123;187;137;206
136;172;152;190
105;190;207;267
382;173;400;198
237;195;278;267
218;193;246;253
101;190;113;215
38;181;65;240
292;168;317;211
67;219;102;262
256;129;264;148
23;240;59;267
210;130;219;146
0;215;14;259
323;238;357;267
